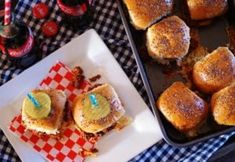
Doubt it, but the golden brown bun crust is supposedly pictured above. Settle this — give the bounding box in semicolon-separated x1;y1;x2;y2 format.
187;0;228;20
123;0;173;30
146;16;190;63
211;83;235;125
73;84;125;134
157;82;208;132
193;47;235;94
22;89;66;135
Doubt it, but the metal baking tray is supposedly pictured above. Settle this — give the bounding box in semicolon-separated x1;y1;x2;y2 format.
117;0;235;146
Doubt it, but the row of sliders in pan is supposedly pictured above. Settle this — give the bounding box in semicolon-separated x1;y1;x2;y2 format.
123;0;228;30
123;0;235;137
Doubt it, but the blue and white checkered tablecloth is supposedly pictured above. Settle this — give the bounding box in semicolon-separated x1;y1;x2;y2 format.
0;0;234;162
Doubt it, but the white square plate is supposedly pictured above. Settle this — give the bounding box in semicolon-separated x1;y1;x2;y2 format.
0;29;162;162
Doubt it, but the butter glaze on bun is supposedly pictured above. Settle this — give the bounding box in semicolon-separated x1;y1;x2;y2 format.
157;82;208;135
211;83;235;126
123;0;173;30
146;16;190;64
193;47;235;94
186;0;228;20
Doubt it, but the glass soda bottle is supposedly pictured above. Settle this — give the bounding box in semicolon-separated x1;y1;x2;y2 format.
0;16;40;68
57;0;93;29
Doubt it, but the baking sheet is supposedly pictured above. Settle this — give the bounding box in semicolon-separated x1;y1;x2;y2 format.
117;0;235;146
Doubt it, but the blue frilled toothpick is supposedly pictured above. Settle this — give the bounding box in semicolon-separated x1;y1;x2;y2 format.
27;93;41;108
89;94;98;107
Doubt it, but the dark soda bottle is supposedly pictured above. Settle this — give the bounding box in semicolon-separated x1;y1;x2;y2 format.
57;0;93;29
0;16;40;68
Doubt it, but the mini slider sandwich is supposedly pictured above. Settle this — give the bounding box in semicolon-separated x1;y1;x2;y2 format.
123;0;173;30
22;89;67;135
186;0;228;20
146;16;190;64
72;84;129;136
193;47;235;94
211;83;235;126
157;82;208;136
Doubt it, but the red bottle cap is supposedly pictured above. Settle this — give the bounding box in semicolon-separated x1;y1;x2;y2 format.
32;3;49;19
42;21;59;37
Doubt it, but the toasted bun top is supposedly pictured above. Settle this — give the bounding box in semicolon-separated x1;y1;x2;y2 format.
211;83;235;126
187;0;228;20
73;84;125;134
146;16;190;60
193;47;235;93
123;0;173;30
157;82;208;132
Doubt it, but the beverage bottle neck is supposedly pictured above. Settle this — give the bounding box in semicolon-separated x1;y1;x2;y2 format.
57;0;91;16
0;23;19;39
0;20;19;52
0;19;34;58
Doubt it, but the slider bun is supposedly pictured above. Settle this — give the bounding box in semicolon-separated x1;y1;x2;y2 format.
73;84;125;134
211;83;235;125
186;0;228;20
193;47;235;94
123;0;173;30
146;16;190;64
22;89;67;135
157;82;208;133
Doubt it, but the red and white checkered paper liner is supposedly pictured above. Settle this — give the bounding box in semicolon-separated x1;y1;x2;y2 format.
9;61;95;162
